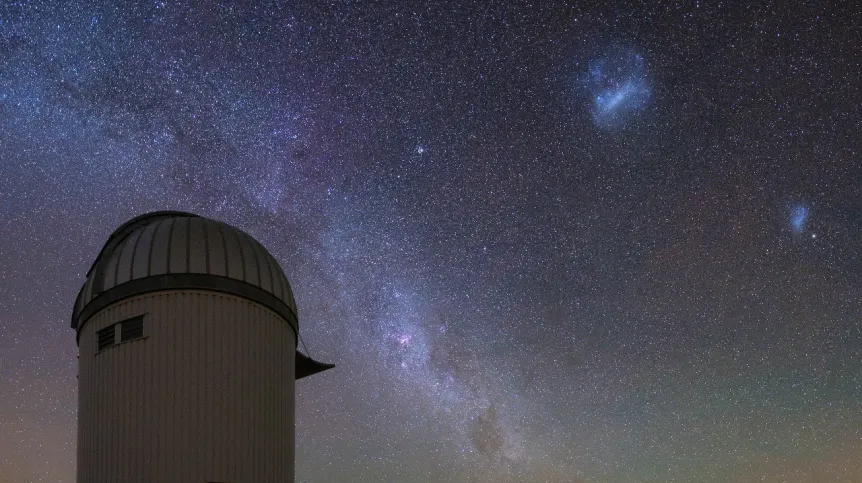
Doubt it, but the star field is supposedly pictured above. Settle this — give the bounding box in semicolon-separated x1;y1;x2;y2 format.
1;2;861;482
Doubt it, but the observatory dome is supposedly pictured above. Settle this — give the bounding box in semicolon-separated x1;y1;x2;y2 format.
71;211;298;340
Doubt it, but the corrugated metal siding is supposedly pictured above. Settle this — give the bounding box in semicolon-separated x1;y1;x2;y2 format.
77;290;296;483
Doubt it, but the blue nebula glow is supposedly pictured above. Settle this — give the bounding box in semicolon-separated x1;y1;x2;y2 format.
790;205;809;233
581;48;650;129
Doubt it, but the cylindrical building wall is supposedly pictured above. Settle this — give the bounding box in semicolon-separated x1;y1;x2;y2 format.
77;289;296;483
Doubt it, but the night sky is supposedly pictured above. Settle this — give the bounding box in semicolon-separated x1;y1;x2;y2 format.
2;2;861;482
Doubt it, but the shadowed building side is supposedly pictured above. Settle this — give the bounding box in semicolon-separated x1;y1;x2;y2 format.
71;211;333;483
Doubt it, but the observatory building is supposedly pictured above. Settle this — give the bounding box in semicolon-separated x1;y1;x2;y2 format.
71;211;333;482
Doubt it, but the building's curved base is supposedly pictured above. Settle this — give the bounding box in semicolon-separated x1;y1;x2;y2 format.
77;290;296;483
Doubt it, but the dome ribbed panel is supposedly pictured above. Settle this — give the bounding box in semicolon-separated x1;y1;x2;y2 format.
271;260;283;302
149;218;172;276
280;272;292;308
80;277;93;312
250;235;272;292
223;223;244;280
169;217;189;273
101;251;119;289
205;221;227;277
238;232;260;286
132;222;158;279
72;212;298;331
85;275;94;302
263;247;278;290
188;218;208;273
116;228;141;285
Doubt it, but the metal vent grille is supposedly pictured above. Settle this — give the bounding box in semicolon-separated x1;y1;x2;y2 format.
97;325;115;351
121;316;144;342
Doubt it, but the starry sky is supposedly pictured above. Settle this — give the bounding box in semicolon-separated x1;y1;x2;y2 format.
1;2;861;482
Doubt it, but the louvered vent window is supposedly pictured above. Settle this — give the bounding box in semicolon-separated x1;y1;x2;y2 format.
120;315;144;342
97;325;115;351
